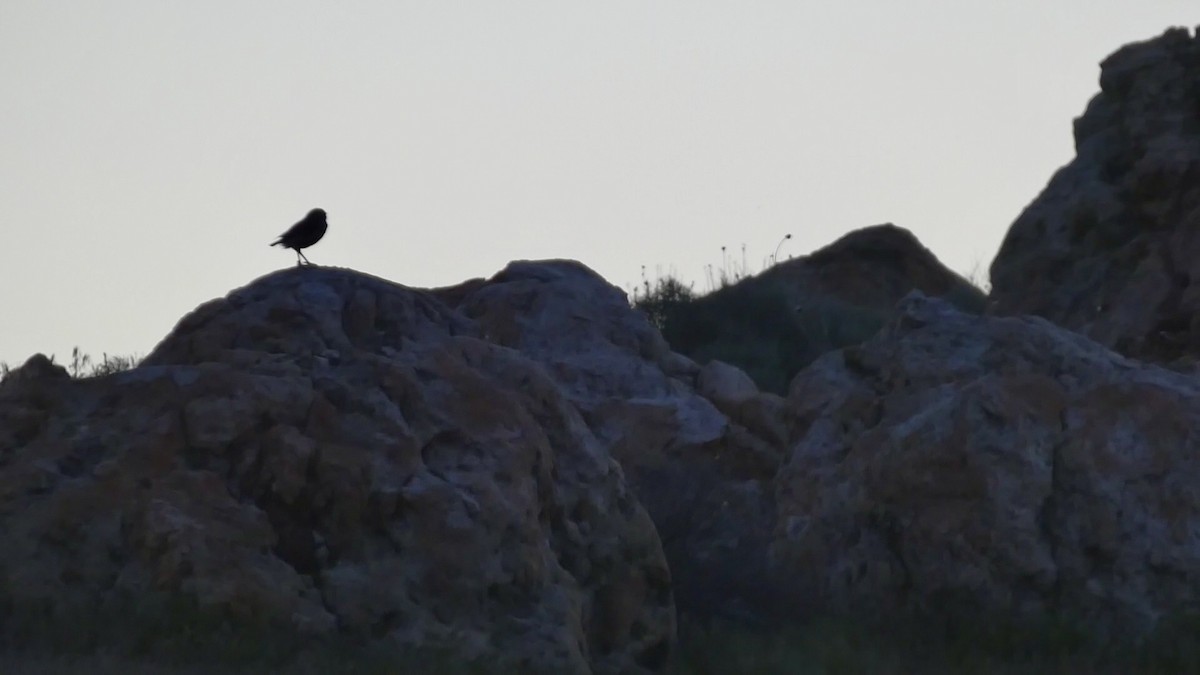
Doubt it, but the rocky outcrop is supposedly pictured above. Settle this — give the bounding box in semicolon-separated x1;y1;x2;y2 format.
660;224;987;394
443;256;1200;630
450;261;795;624
776;293;1200;625
0;267;673;674
990;27;1200;363
762;223;987;313
11;201;1200;666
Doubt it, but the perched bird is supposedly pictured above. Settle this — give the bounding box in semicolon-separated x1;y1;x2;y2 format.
271;208;328;265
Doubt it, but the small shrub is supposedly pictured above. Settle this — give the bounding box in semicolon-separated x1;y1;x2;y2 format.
59;348;141;379
67;347;141;378
89;352;141;377
633;273;696;331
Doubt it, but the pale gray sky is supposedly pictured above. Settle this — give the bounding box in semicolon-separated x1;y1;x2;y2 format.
1;2;1193;366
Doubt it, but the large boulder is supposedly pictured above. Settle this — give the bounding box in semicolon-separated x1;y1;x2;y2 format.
776;293;1200;626
451;260;795;624
0;266;673;674
990;27;1200;363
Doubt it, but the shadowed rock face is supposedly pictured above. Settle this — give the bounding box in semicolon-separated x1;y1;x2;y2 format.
0;266;673;674
778;293;1200;626
762;223;986;312
451;261;797;626
658;224;987;395
439;258;1200;631
990;27;1200;363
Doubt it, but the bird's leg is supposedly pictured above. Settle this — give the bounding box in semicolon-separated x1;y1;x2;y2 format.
298;250;311;265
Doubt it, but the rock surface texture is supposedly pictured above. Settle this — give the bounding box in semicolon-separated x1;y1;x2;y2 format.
0;267;674;674
9;143;1200;665
452;261;794;624
778;293;1200;626
990;27;1200;363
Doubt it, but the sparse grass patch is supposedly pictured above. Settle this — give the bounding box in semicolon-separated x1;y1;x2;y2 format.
66;347;141;378
632;272;696;331
0;348;140;383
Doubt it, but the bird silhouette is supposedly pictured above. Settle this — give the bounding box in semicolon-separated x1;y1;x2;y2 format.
271;208;328;265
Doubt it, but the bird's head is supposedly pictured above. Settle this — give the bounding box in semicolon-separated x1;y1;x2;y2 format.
308;208;327;221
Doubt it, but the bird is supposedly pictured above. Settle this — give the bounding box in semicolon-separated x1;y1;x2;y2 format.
271;208;328;265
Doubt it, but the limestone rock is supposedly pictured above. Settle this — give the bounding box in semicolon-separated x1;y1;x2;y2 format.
775;293;1200;626
696;360;759;410
453;260;793;624
990;27;1200;363
0;266;673;674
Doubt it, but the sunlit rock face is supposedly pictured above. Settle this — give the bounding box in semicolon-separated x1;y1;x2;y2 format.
0;265;674;674
990;27;1200;364
776;294;1200;626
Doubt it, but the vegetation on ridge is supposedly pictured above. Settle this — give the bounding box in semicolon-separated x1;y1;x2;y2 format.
0;347;140;383
631;240;989;394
